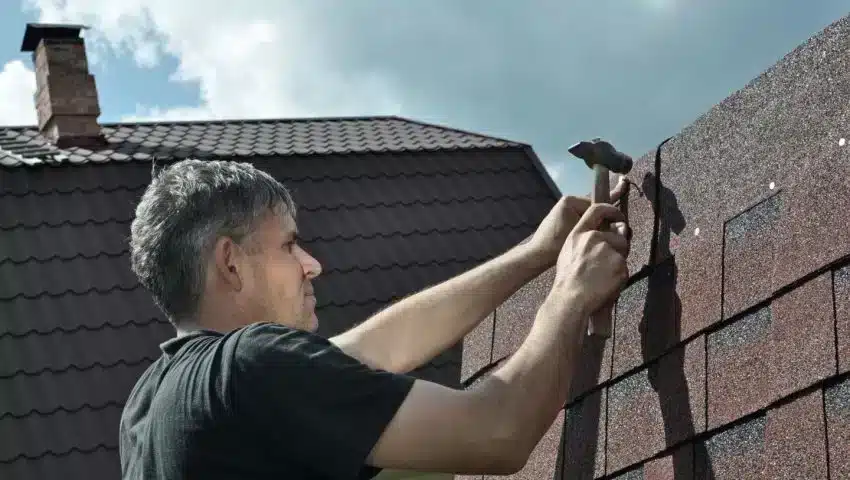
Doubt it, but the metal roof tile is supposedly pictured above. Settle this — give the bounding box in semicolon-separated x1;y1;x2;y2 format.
0;405;123;463
0;116;522;167
0;141;557;477
0;444;120;480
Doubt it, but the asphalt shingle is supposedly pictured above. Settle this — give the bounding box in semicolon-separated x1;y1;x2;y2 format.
567;331;613;405
606;335;705;475
697;390;830;479
615;151;656;276
706;306;774;430
554;12;850;479
835;265;850;374
698;416;767;479
722;191;783;319
609;444;694;480
652;133;724;342
825;376;850;480
612;258;680;380
707;272;836;431
768;272;837;401
560;389;606;479
492;267;555;360
461;312;494;384
762;390;829;480
642;445;694;480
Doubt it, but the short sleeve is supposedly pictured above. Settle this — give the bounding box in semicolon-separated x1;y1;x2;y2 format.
232;322;415;478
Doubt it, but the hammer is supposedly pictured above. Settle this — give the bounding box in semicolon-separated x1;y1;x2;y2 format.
568;138;633;338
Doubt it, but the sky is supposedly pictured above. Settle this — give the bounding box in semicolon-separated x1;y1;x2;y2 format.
0;1;848;195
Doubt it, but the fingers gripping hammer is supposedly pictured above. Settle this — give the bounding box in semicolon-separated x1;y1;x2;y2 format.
568;138;633;338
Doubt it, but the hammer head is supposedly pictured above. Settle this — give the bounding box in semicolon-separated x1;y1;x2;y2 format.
568;138;633;174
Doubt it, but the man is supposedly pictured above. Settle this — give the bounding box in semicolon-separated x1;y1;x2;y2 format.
119;158;630;479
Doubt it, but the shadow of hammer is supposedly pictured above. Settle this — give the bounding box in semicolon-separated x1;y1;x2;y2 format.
568;138;633;338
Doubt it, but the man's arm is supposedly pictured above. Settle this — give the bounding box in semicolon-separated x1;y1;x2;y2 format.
330;239;548;374
364;291;589;475
330;179;629;374
365;204;629;475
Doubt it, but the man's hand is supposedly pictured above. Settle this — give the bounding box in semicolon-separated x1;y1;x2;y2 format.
552;203;630;314
526;175;629;266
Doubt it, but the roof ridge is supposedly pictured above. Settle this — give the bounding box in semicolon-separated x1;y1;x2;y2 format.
0;115;530;168
388;115;528;147
0;115;398;130
0;114;527;147
105;114;399;127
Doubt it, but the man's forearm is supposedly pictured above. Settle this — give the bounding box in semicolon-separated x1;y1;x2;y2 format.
332;240;550;373
478;289;589;463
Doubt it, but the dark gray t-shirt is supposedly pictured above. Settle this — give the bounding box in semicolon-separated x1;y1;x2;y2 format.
119;322;415;479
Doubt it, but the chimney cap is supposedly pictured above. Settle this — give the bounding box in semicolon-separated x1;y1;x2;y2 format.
21;23;90;52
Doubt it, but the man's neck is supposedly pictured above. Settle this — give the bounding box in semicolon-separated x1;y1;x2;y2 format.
174;321;204;338
182;298;232;336
174;305;256;338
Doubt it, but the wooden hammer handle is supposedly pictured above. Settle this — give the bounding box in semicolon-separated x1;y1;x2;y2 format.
589;164;613;338
592;164;611;205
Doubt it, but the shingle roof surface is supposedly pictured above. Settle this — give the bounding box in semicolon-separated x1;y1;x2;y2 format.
0;115;557;479
460;12;850;479
0;115;522;167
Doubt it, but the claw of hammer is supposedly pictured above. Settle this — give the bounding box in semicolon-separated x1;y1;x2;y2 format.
568;138;634;338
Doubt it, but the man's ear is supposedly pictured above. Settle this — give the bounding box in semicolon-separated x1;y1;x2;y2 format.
212;236;245;292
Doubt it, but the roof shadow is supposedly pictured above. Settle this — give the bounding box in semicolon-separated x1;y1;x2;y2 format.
556;335;608;480
641;171;715;479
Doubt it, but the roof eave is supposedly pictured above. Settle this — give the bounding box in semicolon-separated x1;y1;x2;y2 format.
521;145;562;199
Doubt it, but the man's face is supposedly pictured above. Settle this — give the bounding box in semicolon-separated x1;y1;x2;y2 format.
241;210;322;332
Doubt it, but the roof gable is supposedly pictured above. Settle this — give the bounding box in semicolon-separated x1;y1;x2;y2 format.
0;112;558;479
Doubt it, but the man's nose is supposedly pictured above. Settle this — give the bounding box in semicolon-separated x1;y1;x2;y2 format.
297;246;322;279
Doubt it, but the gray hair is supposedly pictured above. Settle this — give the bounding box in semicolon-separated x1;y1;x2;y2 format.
129;159;296;325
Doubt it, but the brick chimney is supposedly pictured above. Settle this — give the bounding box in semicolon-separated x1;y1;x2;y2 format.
20;23;105;148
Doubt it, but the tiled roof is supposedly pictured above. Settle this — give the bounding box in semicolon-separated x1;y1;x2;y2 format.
0;115;558;479
0;115;523;167
459;12;850;479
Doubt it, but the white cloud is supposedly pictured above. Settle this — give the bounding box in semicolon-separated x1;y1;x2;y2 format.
0;60;37;126
12;0;680;195
24;0;406;122
16;0;832;197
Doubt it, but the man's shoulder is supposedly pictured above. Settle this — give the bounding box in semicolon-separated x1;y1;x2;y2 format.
123;354;169;406
232;321;329;351
230;322;342;369
235;321;305;338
